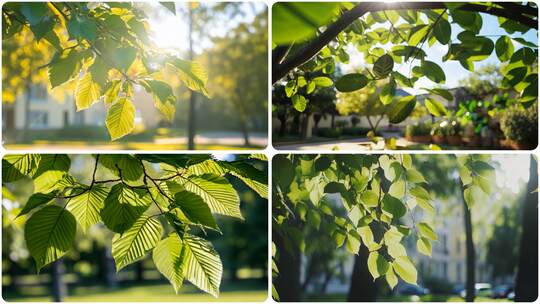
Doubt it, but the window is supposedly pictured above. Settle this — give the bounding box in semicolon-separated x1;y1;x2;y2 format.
30;85;48;102
28;111;48;129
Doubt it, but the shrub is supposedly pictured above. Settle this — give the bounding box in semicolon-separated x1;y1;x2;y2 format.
351;116;360;127
431;120;448;136
342;127;371;136
500;104;538;144
318;127;342;138
335;120;348;128
423;276;455;294
446;118;462;136
405;121;432;137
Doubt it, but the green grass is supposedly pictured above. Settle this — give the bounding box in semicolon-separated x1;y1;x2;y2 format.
304;293;510;302
3;280;267;302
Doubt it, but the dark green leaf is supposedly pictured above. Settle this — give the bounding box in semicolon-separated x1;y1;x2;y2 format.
335;73;369;92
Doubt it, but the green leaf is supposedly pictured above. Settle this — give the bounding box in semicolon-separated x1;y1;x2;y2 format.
183;234;223;297
417;237;432;256
48;50;81;88
18;191;58;218
386;266;398;289
360;190;379;207
159;2;176;14
168;58;209;97
335;73;368;92
333;230;346;248
272;2;340;45
307;209;321;230
380;78;396;105
408;24;430;46
422;60;446;83
177;174;242;219
425;98;448;117
75;72;101;111
495;36;514;62
503;67;527;88
110;46;137;72
312;76;333;87
368;251;389;279
66;185;109;233
105;98;136;140
463;184;486;208
285;80;297;97
314;156;331;171
389;180;406;199
426;88;454;101
393;256;417;284
172;190;218;230
417;222;437;240
410;186;431;201
388;95;417;124
33;155;71;193
25;205;76;271
20;3;49;25
101;184;151;233
273;155;294;190
433;19;451;44
139;80;177;121
3;154;40;182
153;233;185;294
382;194;406;218
112;215;163;271
291;94;307;112
405;169;426;184
346;230;361;254
373;54;394;78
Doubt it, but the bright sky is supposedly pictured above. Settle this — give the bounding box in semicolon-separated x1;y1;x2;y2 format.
492;154;532;195
147;2;265;55
344;12;538;94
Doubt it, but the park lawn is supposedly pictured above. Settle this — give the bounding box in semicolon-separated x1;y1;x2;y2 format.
4;281;268;302
305;293;510;302
4;143;259;150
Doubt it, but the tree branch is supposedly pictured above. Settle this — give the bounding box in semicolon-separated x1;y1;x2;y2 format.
272;2;537;83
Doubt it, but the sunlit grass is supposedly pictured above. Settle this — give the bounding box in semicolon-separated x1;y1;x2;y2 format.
4;281;267;302
4;143;261;150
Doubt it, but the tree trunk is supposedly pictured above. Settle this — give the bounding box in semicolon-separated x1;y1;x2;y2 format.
313;115;321;136
135;261;144;282
273;229;302;301
101;245;117;288
331;113;335;129
515;156;538;301
187;7;196;150
51;259;67;302
300;113;310;140
347;245;377;301
278;116;287;137
23;81;31;137
461;182;476;302
240;119;250;146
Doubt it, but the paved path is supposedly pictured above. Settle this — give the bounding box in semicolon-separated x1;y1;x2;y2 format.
5;132;267;150
274;135;411;151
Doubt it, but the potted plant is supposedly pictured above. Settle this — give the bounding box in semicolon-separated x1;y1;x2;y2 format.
431;120;447;144
446;118;462;146
405;121;432;143
500;104;538;150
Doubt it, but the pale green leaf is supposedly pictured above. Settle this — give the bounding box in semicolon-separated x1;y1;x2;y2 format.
66;185;109;233
153;233;185;293
75;72;101;111
105;98;136;140
393;256;417;284
112;215;163;271
183;234;223;297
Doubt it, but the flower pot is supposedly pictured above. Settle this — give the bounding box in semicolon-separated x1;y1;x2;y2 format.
432;135;445;144
447;135;462;146
406;135;431;143
508;140;537;150
466;135;480;147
